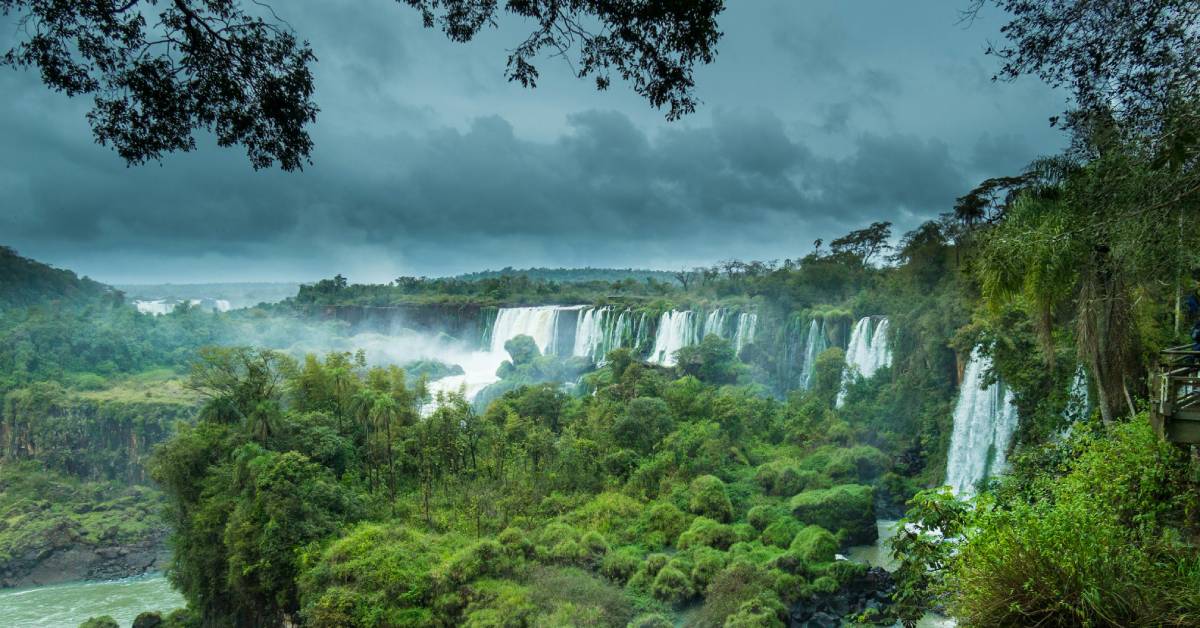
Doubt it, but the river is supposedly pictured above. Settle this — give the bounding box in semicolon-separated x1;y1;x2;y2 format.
0;573;183;628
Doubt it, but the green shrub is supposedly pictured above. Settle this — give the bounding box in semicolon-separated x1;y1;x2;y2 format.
689;475;734;522
788;484;876;545
677;517;738;550
637;501;690;548
462;579;537;627
811;575;839;594
788;525;838;563
79;618;119;628
528;566;635;627
627;614;673;628
723;594;787;627
947;420;1200;627
497;527;533;559
689;546;727;591
600;546;642;584
697;561;775;627
754;460;823;496
627;553;671;592
760;518;802;549
746;505;777;531
580;530;610;559
650;565;693;604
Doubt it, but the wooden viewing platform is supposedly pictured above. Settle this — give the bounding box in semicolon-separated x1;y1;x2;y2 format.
1150;345;1200;443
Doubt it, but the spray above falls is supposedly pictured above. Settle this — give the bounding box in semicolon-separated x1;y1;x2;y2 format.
944;348;1019;496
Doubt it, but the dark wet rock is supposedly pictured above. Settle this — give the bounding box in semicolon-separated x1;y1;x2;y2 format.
790;566;897;626
132;611;164;628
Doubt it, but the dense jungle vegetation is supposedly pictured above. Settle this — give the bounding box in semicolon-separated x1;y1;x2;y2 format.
3;1;1200;626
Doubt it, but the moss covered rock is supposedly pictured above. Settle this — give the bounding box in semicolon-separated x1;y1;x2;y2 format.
788;484;876;545
788;525;838;563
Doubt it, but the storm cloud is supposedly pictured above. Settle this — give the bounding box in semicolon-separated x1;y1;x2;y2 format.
0;0;1067;283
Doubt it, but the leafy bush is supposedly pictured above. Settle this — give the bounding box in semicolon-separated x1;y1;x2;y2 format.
600;546;642;584
723;594;787;627
760;517;802;549
650;565;694;605
689;475;734;522
677;517;738;551
947;420;1200;626
746;505;777;531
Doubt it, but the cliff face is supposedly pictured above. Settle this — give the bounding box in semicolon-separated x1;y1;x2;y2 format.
0;521;168;589
2;386;195;484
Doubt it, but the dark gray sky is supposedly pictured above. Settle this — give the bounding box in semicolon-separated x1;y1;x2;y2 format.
0;1;1066;284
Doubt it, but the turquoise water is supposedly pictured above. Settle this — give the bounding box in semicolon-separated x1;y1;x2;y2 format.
0;574;183;628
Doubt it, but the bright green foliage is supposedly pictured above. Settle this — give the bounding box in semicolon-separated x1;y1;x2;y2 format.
889;487;971;624
688;546;727;591
788;525;838;563
697;562;781;628
689;475;734;522
754;459;823;496
759;518;802;549
746;505;777;531
948;420;1200;626
677;517;738;551
788;484;876;545
723;594;787;628
650;565;693;605
675;334;744;385
599;546;642;584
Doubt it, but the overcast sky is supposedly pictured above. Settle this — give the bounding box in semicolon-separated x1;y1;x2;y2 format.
0;1;1067;284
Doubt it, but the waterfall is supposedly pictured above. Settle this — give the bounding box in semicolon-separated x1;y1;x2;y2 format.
944;348;1019;496
798;319;827;390
703;309;728;338
134;300;173;316
572;306;637;362
1063;365;1091;422
650;310;699;366
836;317;893;406
489;306;573;355
733;312;757;353
214;299;232;312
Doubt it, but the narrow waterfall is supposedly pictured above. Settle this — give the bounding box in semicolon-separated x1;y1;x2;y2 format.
489;306;570;355
836;317;893;406
650;310;698;366
798;319;827;390
1063;365;1091;422
733;312;757;353
944;348;1019;496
